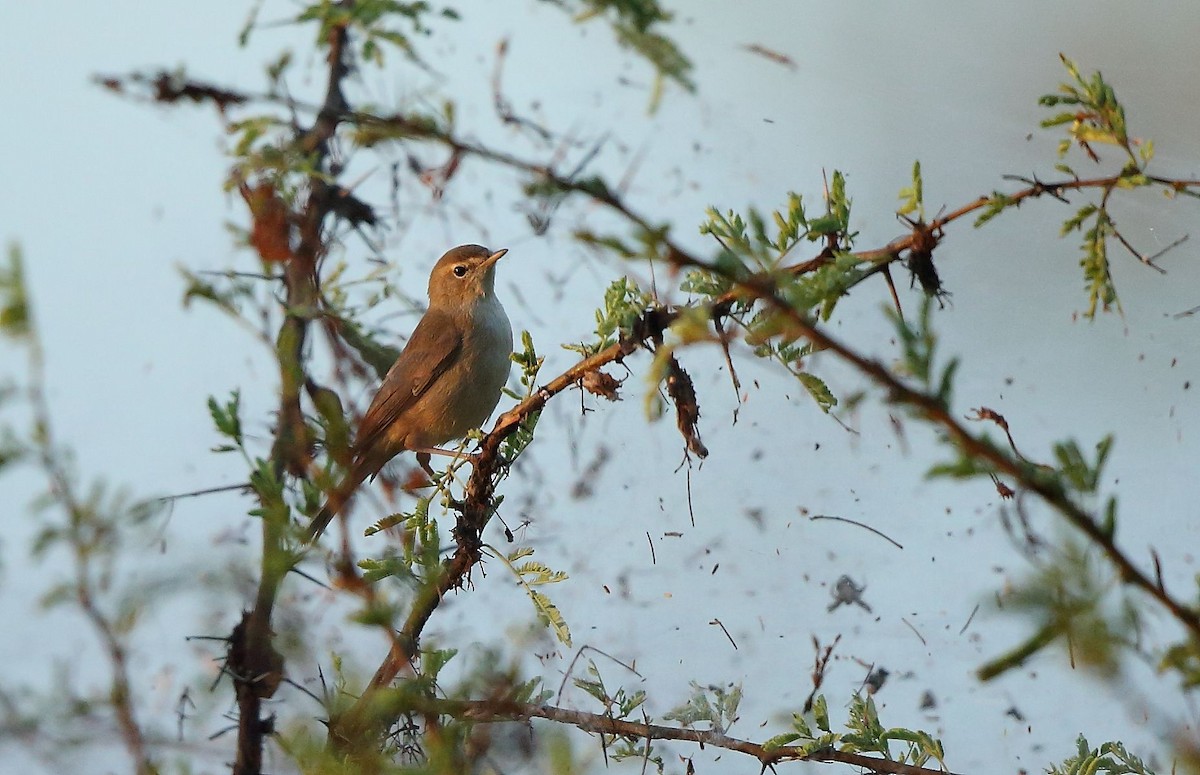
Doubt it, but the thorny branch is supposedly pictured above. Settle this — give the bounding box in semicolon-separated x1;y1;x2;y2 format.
230;4;355;774
665;250;1200;644
332;336;646;743
320;109;1200;738
101;55;1200;767
411;697;959;775
377;122;1200;748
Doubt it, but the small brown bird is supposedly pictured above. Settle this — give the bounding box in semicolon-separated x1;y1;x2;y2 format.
304;244;513;542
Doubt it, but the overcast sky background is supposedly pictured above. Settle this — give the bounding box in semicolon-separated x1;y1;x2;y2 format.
4;2;1200;773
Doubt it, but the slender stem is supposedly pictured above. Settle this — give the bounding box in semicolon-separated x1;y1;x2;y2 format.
233;4;355;774
23;271;154;774
411;698;961;775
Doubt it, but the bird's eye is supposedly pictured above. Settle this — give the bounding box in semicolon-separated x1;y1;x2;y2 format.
453;265;468;277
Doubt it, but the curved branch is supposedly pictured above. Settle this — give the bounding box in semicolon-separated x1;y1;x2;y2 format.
665;252;1200;643
430;698;961;775
334;336;647;744
335;159;1200;740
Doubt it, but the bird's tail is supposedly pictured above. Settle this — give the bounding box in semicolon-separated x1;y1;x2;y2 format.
303;470;365;544
302;502;338;545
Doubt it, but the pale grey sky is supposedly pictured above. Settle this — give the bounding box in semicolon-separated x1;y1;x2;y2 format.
3;2;1200;772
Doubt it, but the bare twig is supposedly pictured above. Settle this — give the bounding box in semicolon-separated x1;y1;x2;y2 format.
809;514;903;550
803;635;840;714
709;619;738;650
959;604;980;636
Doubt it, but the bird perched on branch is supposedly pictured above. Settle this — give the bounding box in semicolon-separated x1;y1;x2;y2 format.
304;244;513;542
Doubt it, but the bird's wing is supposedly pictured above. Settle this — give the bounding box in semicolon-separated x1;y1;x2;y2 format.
352;308;463;458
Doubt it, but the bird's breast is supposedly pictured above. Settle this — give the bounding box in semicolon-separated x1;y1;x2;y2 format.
419;297;512;445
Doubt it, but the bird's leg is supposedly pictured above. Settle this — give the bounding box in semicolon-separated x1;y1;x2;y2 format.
411;446;474;476
412;446;474;460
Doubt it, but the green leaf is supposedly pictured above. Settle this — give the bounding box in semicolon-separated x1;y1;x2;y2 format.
762;732;801;751
1080;209;1119;317
338;318;401;379
551;0;695;109
1101;496;1118;538
896;160;924;218
974;192;1016;227
420;647;458;683
812;694;830;733
1040;55;1141;167
1139;139;1155;164
573;676;608;704
207;391;244;447
564;276;652;357
0;243;31;338
1061;203;1098;236
358;552;416;583
1051;435;1113;494
1041;111;1080;128
527;590;571;646
1047;735;1156;775
798;372;837;413
514;560;569;586
494;545;572;646
310;384;349;462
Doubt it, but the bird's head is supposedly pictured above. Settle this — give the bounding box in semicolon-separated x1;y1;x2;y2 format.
427;244;507;309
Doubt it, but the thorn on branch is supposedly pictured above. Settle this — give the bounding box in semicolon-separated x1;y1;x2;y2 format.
712;312;743;400
1003;173;1071;204
1146;233;1189;264
1151;548;1165;591
881;265;904;321
1111;223;1169;274
1173;303;1200;319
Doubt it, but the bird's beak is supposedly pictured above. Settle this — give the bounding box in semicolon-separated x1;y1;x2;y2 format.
481;248;508;269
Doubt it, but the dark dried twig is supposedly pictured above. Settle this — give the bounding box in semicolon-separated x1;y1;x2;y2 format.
802;635;840;714
809;514;903;550
709;618;738;650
